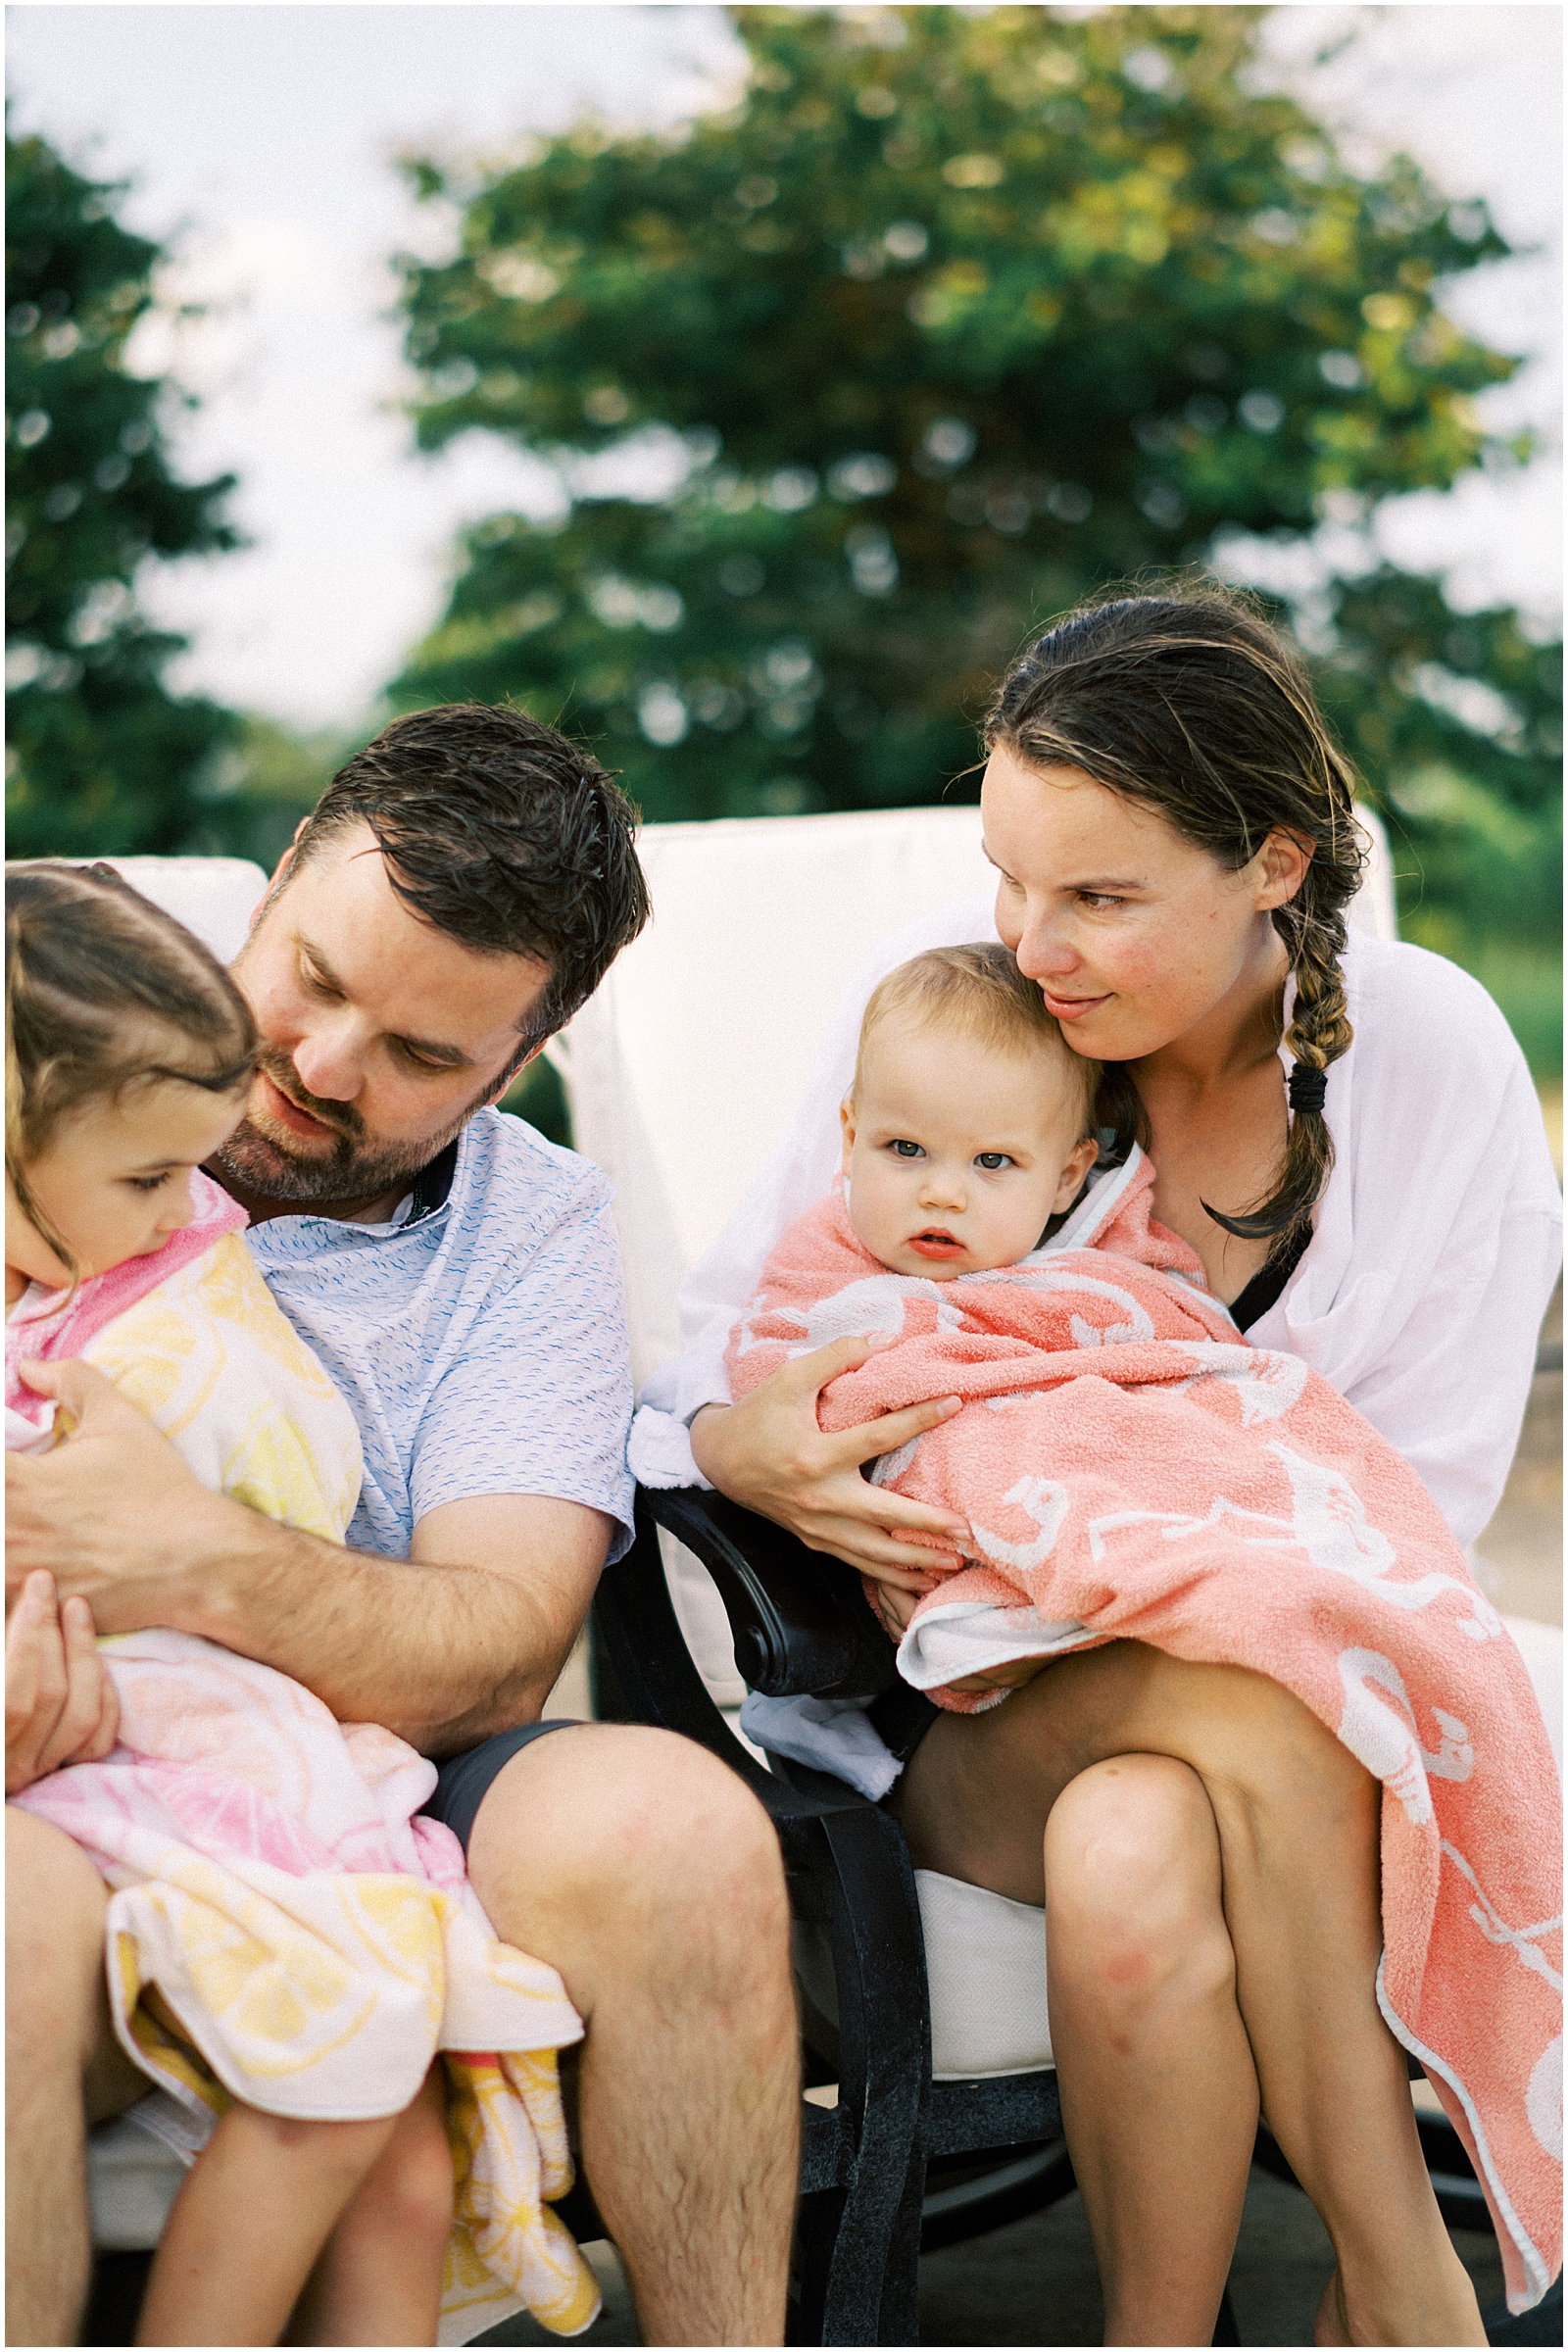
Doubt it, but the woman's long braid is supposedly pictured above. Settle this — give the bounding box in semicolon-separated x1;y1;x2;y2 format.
1213;861;1358;1245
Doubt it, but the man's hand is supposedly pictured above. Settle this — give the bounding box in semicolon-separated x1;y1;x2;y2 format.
690;1337;971;1592
8;1355;612;1750
5;1359;220;1629
6;1571;121;1793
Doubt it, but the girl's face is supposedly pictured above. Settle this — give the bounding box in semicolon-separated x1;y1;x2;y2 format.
6;1076;245;1296
981;746;1311;1064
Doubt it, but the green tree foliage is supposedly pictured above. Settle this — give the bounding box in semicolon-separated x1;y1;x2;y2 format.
177;713;370;872
391;4;1559;1064
1312;569;1560;1070
5;124;242;858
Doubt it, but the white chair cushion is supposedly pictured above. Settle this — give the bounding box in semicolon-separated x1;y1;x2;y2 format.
86;2106;191;2252
793;1867;1053;2082
917;1869;1054;2079
64;855;268;967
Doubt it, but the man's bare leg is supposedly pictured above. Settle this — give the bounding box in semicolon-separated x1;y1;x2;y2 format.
1044;1756;1259;2345
6;1805;145;2346
892;1642;1485;2347
466;1725;797;2347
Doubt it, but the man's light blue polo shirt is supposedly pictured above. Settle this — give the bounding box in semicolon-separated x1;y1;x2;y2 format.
243;1107;635;1561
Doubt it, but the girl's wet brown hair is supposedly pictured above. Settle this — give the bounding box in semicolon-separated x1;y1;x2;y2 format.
6;862;257;1279
986;583;1365;1246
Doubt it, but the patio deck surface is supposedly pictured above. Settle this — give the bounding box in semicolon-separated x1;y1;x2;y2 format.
479;2169;1508;2346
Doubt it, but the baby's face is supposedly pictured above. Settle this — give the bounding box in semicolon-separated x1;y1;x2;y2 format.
841;1014;1100;1280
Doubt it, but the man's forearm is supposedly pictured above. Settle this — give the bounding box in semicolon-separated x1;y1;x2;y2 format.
6;1366;612;1754
88;1490;580;1754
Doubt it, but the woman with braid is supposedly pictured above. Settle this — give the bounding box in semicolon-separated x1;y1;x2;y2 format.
632;585;1563;2346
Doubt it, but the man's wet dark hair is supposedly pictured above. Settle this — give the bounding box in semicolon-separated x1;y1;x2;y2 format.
290;704;651;1068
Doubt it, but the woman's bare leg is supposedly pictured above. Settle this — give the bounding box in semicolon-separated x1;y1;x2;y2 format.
1045;1757;1259;2344
891;1641;1485;2347
136;2102;399;2346
286;2067;452;2346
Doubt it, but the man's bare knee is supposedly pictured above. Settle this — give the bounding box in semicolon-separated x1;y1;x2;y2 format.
480;1725;772;1872
468;1726;788;1990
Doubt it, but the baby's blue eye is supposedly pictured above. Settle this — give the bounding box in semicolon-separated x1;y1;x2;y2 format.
890;1140;923;1158
975;1152;1012;1171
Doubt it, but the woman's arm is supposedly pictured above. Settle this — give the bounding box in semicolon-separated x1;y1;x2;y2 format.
689;1336;972;1586
1250;943;1561;1552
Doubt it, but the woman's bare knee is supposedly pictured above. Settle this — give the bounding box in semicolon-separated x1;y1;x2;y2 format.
1046;1757;1235;2012
1047;1756;1216;1908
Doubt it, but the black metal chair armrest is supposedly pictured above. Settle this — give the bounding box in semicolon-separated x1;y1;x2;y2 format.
637;1484;896;1702
594;1498;936;2341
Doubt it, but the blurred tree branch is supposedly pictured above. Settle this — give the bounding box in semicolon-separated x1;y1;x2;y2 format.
5;122;245;858
389;3;1559;1065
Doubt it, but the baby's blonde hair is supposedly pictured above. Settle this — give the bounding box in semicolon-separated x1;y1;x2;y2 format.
853;943;1100;1132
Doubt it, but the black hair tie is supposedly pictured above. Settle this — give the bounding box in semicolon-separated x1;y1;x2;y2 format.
1288;1062;1328;1115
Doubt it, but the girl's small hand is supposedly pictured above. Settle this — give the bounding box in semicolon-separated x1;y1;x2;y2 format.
691;1335;971;1586
5;1571;120;1793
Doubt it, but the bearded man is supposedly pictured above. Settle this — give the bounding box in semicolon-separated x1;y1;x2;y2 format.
6;704;797;2346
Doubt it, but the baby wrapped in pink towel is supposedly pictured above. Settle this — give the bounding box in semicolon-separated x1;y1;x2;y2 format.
727;946;1561;2315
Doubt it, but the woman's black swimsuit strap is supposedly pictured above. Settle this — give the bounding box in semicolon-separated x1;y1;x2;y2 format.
1228;1221;1311;1334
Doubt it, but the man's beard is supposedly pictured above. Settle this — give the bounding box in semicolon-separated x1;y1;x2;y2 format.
212;1050;464;1212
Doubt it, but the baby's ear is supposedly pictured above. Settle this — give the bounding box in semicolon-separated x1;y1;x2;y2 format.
1054;1133;1101;1212
840;1096;857;1172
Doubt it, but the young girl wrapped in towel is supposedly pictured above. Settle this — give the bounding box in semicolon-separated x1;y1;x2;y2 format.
5;862;599;2348
727;940;1561;2317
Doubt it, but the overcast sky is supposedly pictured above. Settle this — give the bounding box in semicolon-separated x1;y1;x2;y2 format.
6;2;1562;730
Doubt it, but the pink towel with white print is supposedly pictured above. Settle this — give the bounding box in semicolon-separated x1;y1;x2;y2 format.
727;1149;1561;2312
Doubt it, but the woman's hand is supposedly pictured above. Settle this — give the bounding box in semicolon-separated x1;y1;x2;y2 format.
6;1570;120;1794
690;1336;972;1594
